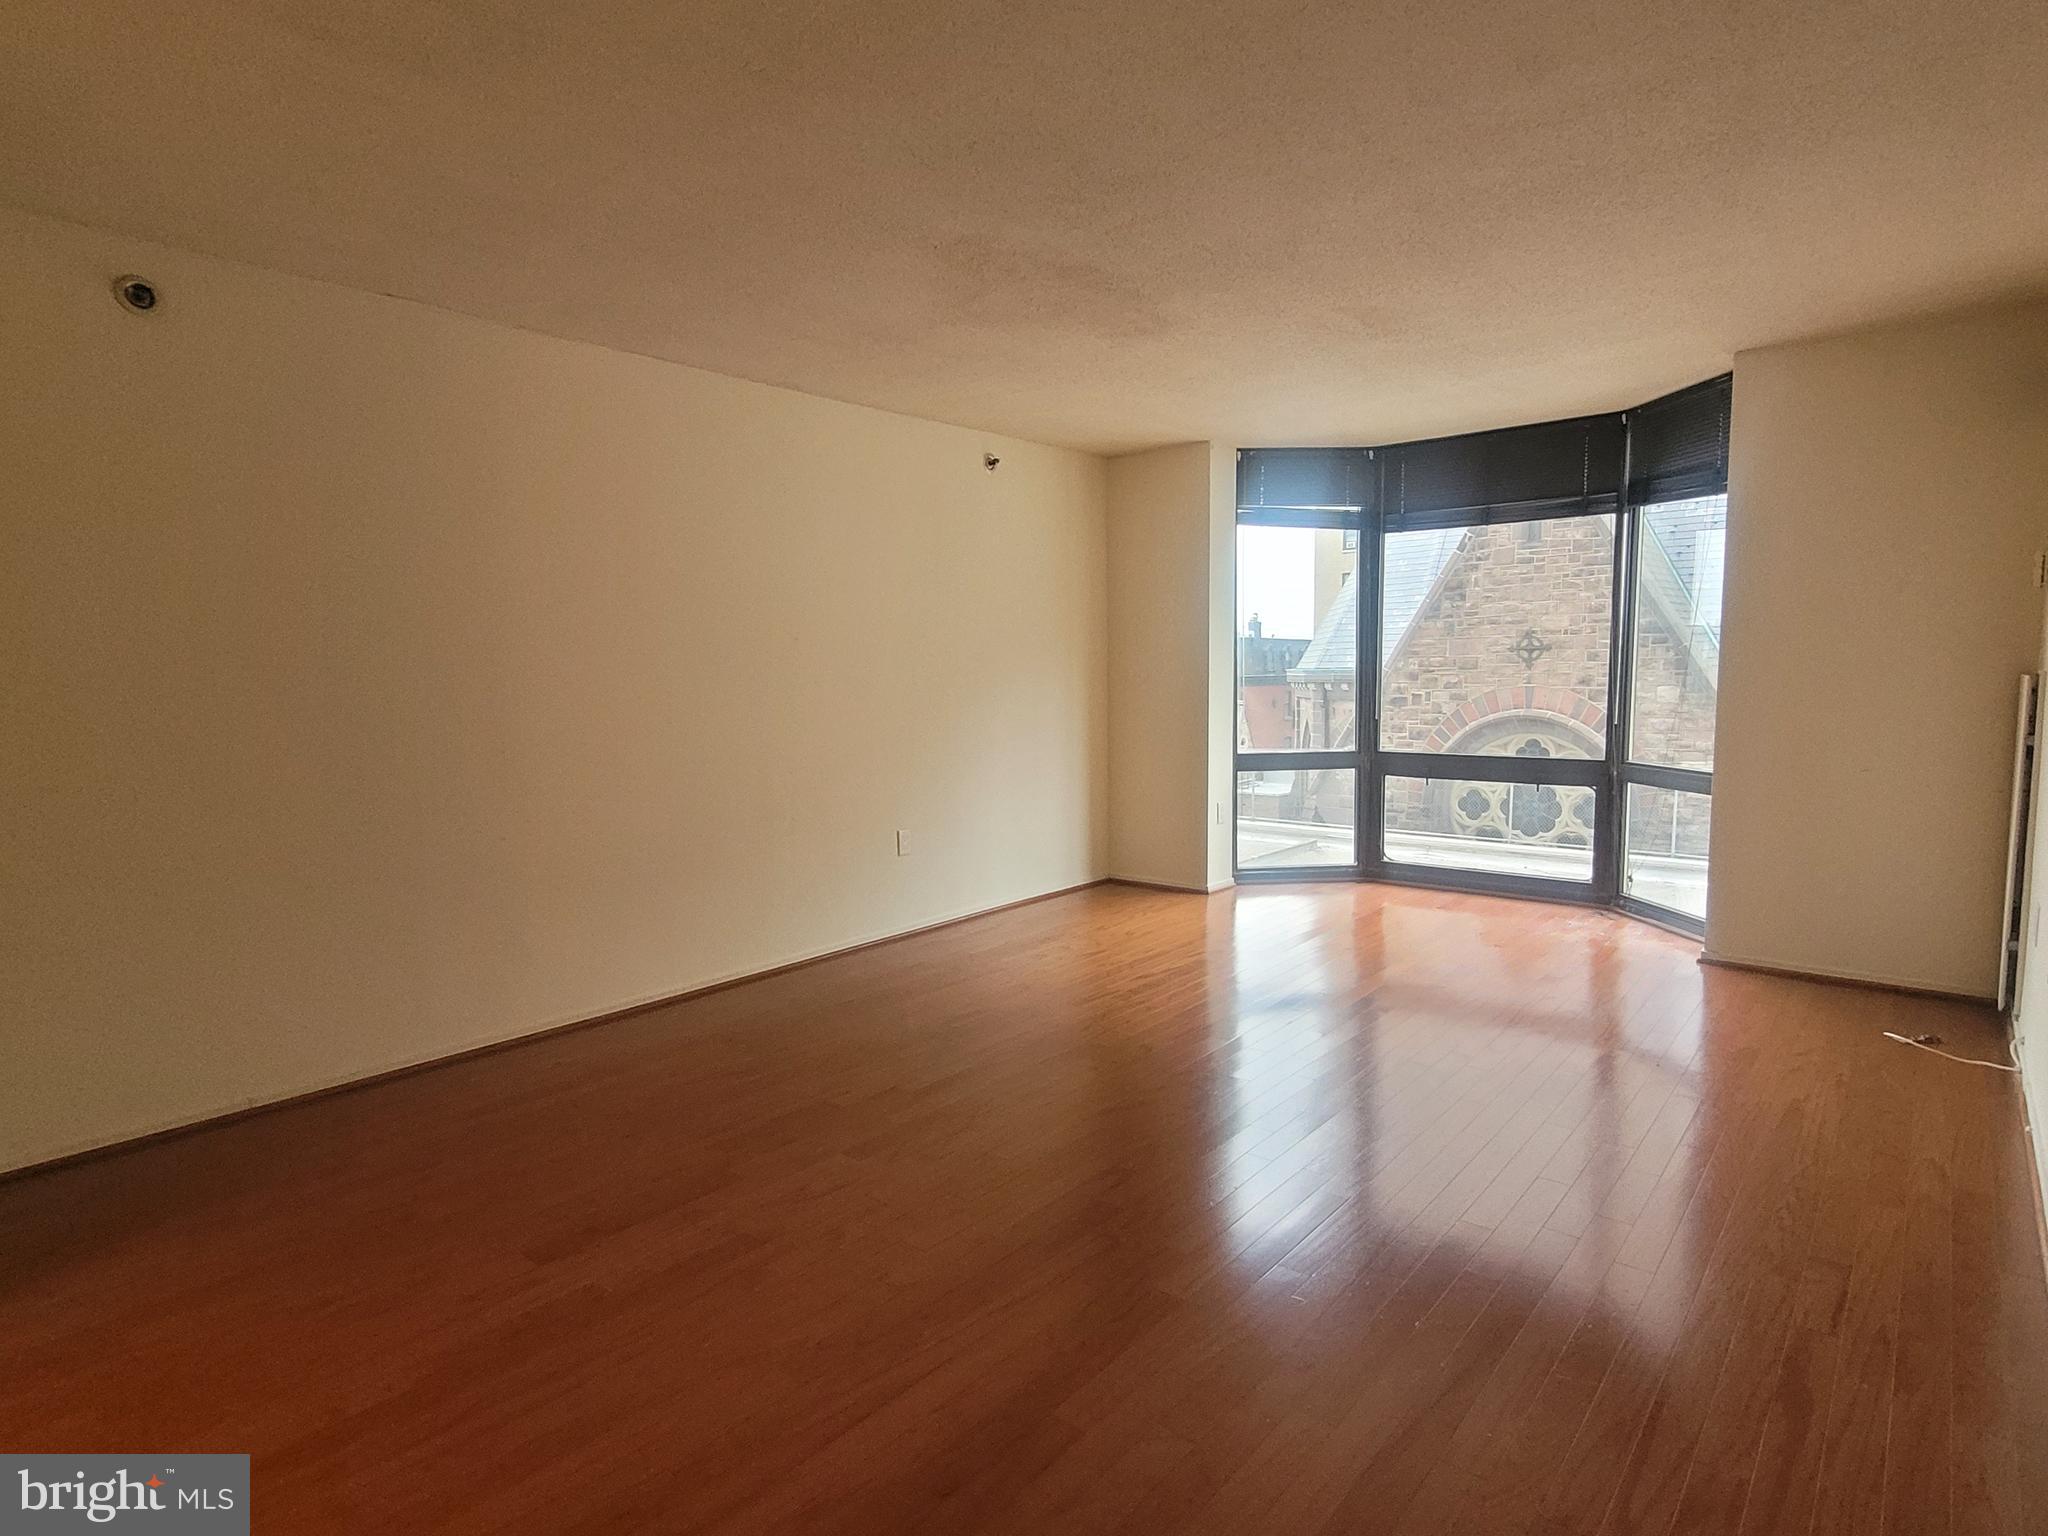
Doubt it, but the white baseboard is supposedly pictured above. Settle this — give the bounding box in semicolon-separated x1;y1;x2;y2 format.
1107;873;1219;895
1701;947;1993;1004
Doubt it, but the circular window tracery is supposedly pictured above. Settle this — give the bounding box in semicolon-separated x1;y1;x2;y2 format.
1438;716;1600;849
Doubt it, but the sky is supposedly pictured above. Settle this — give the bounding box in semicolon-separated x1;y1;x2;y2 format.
1236;525;1317;639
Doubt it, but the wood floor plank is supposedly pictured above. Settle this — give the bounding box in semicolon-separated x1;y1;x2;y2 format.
1;883;2042;1534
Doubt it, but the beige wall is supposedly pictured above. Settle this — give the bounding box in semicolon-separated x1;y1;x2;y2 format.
1710;300;2048;998
17;194;2044;1175
1106;443;1216;890
0;206;1109;1173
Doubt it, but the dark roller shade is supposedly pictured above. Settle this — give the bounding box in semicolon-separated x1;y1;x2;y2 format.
1627;374;1731;504
1381;414;1625;531
1237;447;1373;517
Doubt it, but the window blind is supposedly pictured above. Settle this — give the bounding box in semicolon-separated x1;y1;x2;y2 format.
1236;447;1373;520
1380;414;1624;531
1626;374;1731;505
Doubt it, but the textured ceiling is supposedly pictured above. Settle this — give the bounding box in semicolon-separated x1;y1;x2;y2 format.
4;0;2047;453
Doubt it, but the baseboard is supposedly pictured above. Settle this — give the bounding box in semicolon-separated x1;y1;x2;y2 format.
2;876;1110;1185
1106;875;1222;895
1699;950;1995;1006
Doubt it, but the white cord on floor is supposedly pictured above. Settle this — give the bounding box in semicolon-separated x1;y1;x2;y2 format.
1882;1031;2020;1072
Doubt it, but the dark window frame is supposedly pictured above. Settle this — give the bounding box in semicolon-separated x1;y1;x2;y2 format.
1232;377;1729;935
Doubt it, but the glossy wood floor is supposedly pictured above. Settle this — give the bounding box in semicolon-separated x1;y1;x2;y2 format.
5;883;2047;1534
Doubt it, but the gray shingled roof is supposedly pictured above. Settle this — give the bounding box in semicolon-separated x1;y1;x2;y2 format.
1291;570;1355;677
1380;528;1463;661
1638;496;1724;644
1291;529;1461;677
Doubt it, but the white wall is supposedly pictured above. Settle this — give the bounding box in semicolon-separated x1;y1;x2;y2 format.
1106;442;1233;891
2010;585;2048;1228
1711;300;2048;998
1204;444;1239;890
0;205;1109;1173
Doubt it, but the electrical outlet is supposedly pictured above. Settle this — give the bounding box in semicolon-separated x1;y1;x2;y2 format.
895;829;911;858
1215;803;1225;825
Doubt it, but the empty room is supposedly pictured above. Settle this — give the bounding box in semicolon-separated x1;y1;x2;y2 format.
5;1;2048;1532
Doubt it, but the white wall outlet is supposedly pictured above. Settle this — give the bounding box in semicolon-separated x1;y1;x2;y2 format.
1215;802;1225;825
895;829;911;858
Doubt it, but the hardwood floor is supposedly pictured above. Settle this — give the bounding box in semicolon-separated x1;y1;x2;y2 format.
4;882;2046;1534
